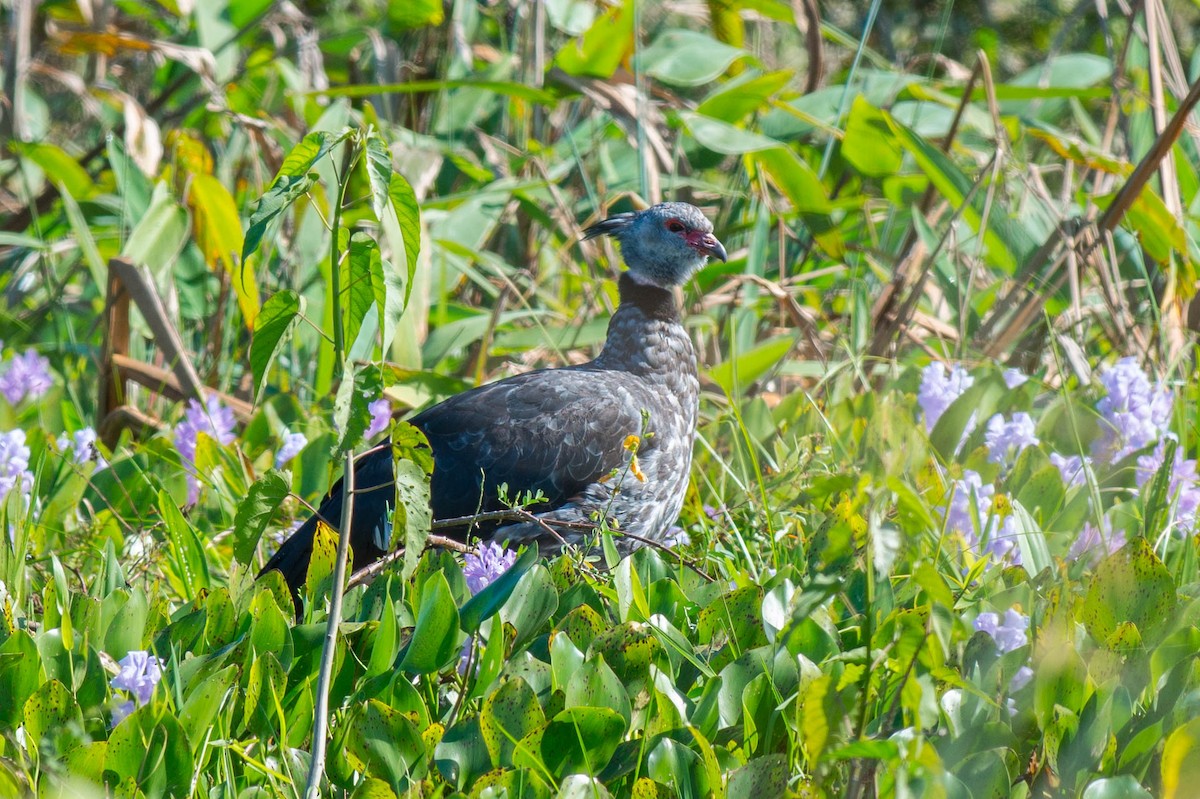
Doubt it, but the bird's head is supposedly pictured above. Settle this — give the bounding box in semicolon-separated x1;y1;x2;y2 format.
583;202;727;288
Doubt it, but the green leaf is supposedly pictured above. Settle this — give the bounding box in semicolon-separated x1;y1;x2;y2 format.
706;334;794;395
179;665;237;755
386;171;421;311
1082;775;1154;799
232;470;290;564
636;29;746;87
682;111;782;155
395;458;432;581
842;95;903;177
106;706;194;798
346;232;382;356
251;290;305;404
726;753;789;799
387;0;444;29
367;595;401;678
364;131;393;222
158;489;211;599
1162;717;1200;799
539;706;625;776
344;699;427;786
566;653;631;727
14;142;93;199
22;679;79;744
500;565;559;652
480;676;546;768
460;543;538;632
554;0;633;78
121;181;190;269
243;130;340;260
1081;537;1177;651
753;148;832;213
399;570;460;673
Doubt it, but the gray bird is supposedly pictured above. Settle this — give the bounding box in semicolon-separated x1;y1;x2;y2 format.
261;202;726;596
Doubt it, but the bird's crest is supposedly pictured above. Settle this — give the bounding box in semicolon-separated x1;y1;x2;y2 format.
582;212;637;241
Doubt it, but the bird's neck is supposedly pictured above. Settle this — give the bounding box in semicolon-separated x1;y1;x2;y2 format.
593;273;692;373
614;271;680;321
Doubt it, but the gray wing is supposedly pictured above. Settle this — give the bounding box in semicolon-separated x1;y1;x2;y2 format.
410;367;652;524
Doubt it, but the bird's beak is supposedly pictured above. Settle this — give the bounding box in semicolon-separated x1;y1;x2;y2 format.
689;231;728;263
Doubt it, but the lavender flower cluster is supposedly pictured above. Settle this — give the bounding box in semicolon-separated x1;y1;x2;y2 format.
974;608;1034;713
0;346;52;406
919;357;1200;569
173;395;238;505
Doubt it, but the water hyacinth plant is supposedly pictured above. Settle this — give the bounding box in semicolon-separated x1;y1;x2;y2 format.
4;3;1200;798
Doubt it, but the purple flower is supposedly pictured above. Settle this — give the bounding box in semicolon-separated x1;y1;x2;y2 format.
173;395;237;505
110;650;164;706
463;541;517;595
974;608;1028;654
57;427;106;468
365;398;392;439
1067;520;1126;564
1092;357;1172;463
1135;439;1200;532
918;363;974;432
0;349;53;405
984;413;1038;465
984;515;1023;566
942;471;1021;564
1050;453;1090;488
0;429;34;506
274;429;308;469
110;699;136;727
662;526;690;548
1010;665;1034;692
1003;368;1028;389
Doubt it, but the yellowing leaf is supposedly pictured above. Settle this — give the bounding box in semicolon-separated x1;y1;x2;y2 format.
189;173;258;327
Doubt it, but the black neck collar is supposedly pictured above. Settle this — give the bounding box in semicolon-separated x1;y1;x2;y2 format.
617;272;680;321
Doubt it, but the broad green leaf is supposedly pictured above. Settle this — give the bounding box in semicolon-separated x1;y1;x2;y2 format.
121;181;189;268
566;652;631;726
388;0;443;29
395;458;432;581
500;565;559;652
344;699;427;786
539;706;625;776
14;142;93;199
1081;537;1177;651
386;172;421;311
480;676;545;767
106;706;194;798
682;111;782;154
636;29;746;87
179;665;237;755
243;130;341;260
232;470;290;564
753;148;832;213
726;753;788;799
399;570;460;673
706;334;794;395
22;679;79;744
842;95;903;177
1083;776;1154;799
554;0;633;79
346;232;382;357
158;489;211;599
697;70;793;123
364;131;393;222
250;290;305;403
1163;718;1200;799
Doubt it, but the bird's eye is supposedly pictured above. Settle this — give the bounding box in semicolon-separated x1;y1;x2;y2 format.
666;219;686;233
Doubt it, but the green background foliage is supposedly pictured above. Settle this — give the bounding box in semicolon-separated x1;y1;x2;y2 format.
3;0;1200;797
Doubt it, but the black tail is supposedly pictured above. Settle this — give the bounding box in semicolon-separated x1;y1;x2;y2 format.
259;447;397;614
